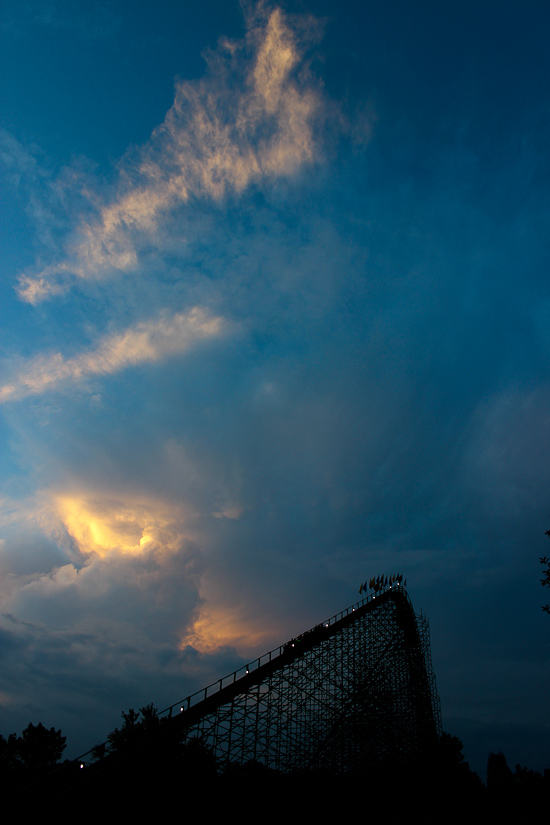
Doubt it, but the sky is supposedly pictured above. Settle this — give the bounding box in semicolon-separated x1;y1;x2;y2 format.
1;0;549;778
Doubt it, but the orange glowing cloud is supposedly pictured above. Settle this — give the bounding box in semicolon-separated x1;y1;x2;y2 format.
54;494;189;558
181;601;278;655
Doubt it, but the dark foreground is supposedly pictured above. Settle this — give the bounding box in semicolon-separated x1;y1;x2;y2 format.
4;734;548;823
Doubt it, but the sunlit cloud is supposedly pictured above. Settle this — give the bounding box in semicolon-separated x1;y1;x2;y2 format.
0;307;226;402
181;601;279;656
54;493;190;559
0;489;202;641
17;5;324;303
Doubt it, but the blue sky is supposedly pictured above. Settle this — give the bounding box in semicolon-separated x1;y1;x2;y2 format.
1;0;550;776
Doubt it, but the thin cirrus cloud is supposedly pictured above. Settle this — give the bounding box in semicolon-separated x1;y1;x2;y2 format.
17;6;324;304
0;307;226;402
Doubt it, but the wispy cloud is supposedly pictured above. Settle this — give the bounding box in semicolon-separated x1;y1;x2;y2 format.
17;5;324;303
0;307;226;402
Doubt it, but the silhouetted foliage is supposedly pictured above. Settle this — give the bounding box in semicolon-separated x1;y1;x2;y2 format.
437;731;466;765
484;751;550;820
487;750;514;794
90;741;106;761
81;703;218;815
1;720;69;818
3;709;549;823
18;722;66;768
541;529;550;612
0;733;20;771
0;722;65;770
515;762;545;791
418;732;485;823
105;704;159;754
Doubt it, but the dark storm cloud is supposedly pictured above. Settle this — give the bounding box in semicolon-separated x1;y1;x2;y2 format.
0;608;246;756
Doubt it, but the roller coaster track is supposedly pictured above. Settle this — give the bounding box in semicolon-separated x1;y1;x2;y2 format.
141;584;442;772
11;585;442;815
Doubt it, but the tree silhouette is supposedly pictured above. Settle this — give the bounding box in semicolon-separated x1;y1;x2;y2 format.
0;733;20;770
18;722;66;769
94;703;216;774
541;529;550;613
86;702;217;812
0;722;65;770
99;703;166;757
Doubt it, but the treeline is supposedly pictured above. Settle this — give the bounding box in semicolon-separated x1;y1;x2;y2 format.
2;709;548;821
0;721;66;771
